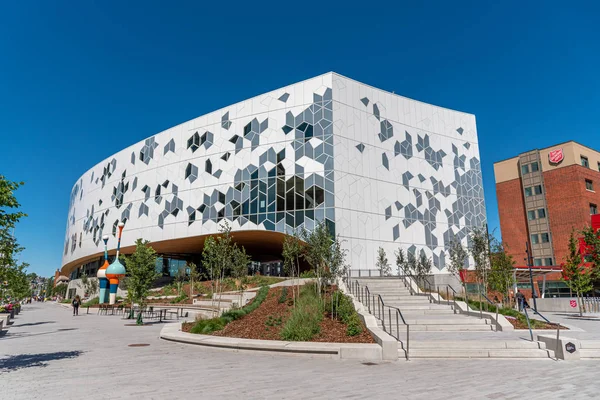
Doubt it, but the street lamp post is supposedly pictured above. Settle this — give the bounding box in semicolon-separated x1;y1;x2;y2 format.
525;241;538;312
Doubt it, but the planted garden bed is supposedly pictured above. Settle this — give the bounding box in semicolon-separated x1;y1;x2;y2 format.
182;285;374;343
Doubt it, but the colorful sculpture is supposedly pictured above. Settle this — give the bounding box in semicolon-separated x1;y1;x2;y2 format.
97;235;110;304
105;222;126;305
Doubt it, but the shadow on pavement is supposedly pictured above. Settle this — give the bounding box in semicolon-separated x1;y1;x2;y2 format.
0;328;78;340
11;321;56;328
0;351;83;373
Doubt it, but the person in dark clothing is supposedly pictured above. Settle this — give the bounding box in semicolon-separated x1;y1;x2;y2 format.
72;295;81;316
515;290;529;310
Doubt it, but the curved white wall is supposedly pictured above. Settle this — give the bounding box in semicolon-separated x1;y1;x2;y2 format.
62;72;485;274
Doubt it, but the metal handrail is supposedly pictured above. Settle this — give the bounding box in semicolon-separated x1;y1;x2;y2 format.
478;292;500;331
521;299;534;341
348;277;410;360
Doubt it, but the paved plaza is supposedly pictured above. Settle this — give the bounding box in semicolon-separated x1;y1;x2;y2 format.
2;303;600;400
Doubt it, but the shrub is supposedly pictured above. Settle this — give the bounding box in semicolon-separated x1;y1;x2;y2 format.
171;293;188;304
82;297;99;307
281;285;323;341
300;270;316;278
278;287;288;304
328;290;363;336
190;286;270;334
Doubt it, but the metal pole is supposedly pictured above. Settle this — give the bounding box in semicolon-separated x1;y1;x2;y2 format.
525;241;538;312
479;290;482;319
406;325;410;361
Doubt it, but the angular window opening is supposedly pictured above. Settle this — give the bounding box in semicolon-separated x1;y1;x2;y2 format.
205;159;212;174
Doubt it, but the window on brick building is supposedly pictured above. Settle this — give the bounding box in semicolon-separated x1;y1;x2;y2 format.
521;164;530;175
586;179;594;191
528;210;536;220
531;162;539;172
533;259;543;266
525;187;533;197
581;156;589;168
591;203;598;215
534;185;543;195
598;161;600;172
544;258;554;266
531;234;539;244
541;233;550;243
537;208;546;218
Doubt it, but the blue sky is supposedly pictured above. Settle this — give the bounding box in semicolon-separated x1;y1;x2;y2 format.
1;1;598;277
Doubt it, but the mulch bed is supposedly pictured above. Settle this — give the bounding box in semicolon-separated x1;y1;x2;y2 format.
182;287;374;343
505;316;568;330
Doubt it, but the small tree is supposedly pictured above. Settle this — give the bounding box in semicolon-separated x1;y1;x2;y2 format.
470;227;491;290
187;262;202;300
581;226;600;280
415;252;432;290
231;245;252;306
563;230;594;316
407;251;418;277
174;266;187;297
79;273;99;299
447;239;469;295
376;247;391;276
488;240;516;307
302;222;332;297
395;248;407;276
283;229;303;306
124;239;159;325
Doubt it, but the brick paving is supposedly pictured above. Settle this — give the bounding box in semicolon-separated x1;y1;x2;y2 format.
1;303;600;400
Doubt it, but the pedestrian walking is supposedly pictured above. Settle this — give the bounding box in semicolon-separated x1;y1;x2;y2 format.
72;295;81;316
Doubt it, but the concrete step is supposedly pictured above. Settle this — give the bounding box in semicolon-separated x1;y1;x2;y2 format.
393;305;453;310
404;348;551;358
407;340;547;350
580;349;600;359
378;317;491;326
400;309;456;316
579;340;600;349
378;322;494;332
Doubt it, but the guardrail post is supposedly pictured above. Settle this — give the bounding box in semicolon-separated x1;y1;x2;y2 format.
406;325;410;361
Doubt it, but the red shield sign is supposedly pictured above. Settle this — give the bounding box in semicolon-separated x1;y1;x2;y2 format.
570;300;577;308
549;149;564;164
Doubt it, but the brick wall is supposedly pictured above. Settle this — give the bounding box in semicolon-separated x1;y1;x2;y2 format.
544;165;600;264
496;178;529;264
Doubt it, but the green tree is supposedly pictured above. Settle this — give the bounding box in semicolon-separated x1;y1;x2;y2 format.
487;240;516;307
186;261;202;300
581;226;600;280
79;273;99;298
124;239;159;325
0;176;28;295
282;229;303;306
416;252;432;290
174;266;187;297
563;230;594;316
394;248;407;276
470;227;491;290
407;251;418;277
231;245;252;306
376;247;390;276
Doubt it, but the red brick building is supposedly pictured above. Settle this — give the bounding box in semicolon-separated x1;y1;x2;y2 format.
494;141;600;297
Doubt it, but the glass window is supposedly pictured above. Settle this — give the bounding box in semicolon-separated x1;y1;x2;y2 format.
531;162;539;172
581;156;589;168
591;204;598;215
537;208;546;218
542;281;572;298
541;233;550;243
525;187;533;197
534;259;543;266
534;185;543;195
586;179;594;191
521;164;530;175
527;210;536;220
531;234;539;244
517;283;532;289
544;258;554;266
598;162;600;172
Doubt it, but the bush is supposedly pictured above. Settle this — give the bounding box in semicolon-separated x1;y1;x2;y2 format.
171;293;188;304
190;286;270;334
82;297;99;307
281;285;323;341
300;270;316;278
328;290;363;336
278;287;288;304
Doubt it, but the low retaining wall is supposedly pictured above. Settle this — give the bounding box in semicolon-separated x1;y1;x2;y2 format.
535;298;581;313
159;323;383;360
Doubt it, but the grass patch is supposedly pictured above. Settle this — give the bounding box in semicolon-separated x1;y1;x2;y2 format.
171;293;188;304
280;284;323;341
189;286;269;335
82;297;99;307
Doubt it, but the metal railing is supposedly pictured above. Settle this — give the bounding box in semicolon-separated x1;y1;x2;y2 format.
520;300;534;341
348;278;410;360
583;297;600;313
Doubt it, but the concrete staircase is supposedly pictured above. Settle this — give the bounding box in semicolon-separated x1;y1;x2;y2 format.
352;278;552;359
356;278;493;332
579;340;600;359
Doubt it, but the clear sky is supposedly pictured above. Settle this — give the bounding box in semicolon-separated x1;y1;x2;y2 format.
1;1;598;278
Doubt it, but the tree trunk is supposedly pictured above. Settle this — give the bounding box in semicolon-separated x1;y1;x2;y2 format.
578;292;584;317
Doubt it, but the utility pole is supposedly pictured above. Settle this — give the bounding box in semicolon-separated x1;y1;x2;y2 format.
525;241;538;312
